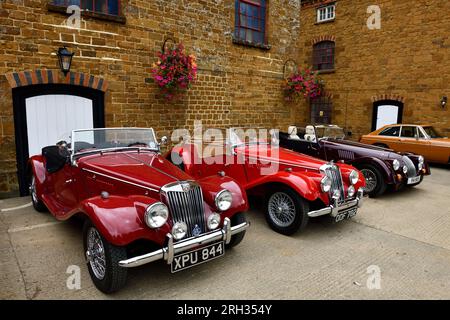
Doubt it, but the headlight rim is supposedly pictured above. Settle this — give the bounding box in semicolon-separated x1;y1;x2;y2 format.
349;170;359;185
144;202;169;229
207;213;221;231
402;165;408;174
215;189;233;212
320;176;332;193
418;156;424;164
171;221;187;240
347;185;356;198
392;159;400;171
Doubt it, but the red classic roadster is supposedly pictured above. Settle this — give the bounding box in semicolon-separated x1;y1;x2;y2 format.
28;128;249;293
169;128;366;236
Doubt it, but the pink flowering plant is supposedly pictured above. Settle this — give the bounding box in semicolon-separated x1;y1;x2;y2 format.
151;43;197;100
284;68;322;101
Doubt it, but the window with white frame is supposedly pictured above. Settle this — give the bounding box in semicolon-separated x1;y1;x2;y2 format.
317;4;335;23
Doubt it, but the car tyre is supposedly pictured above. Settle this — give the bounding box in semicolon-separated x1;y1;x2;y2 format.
226;212;247;249
30;174;47;212
359;164;387;197
265;186;309;236
83;220;128;294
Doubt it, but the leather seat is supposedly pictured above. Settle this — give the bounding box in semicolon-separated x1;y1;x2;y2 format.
304;125;317;142
288;126;301;140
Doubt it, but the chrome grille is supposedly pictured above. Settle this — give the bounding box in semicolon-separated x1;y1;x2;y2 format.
322;163;345;202
161;181;205;238
402;156;417;178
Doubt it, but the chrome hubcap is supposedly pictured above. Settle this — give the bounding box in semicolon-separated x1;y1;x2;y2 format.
86;228;106;280
361;169;377;193
268;192;296;227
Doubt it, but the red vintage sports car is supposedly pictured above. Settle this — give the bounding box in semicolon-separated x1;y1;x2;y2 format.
169;128;366;236
28;128;249;293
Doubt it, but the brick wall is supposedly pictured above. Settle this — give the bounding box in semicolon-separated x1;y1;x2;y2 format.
0;0;303;195
296;0;450;139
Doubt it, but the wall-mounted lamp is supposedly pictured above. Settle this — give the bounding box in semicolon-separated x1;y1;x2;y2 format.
57;47;74;76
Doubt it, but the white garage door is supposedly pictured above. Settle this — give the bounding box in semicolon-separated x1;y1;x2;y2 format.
26;94;93;156
376;105;399;130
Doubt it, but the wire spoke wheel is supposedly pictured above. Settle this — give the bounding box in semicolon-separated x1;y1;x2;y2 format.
361;168;377;193
86;228;107;280
268;192;296;227
30;176;38;203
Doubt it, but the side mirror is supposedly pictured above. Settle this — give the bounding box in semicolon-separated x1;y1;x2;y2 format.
160;136;168;146
414;134;419;140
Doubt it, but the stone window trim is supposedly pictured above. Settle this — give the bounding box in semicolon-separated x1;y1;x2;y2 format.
233;0;270;49
372;94;406;103
47;1;126;24
5;69;109;92
232;35;271;50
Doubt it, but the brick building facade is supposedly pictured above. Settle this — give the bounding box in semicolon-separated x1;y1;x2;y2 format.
0;0;303;196
297;0;450;138
0;0;449;197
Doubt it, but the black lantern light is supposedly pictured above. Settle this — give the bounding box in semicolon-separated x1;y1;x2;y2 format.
441;96;448;108
57;47;74;76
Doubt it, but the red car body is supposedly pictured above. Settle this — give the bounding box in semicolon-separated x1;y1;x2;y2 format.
28;128;249;293
169;130;366;235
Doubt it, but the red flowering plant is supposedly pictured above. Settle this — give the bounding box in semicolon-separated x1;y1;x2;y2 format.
151;43;197;100
284;68;322;101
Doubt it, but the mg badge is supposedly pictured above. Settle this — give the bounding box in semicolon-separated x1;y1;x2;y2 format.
182;183;191;192
192;224;201;236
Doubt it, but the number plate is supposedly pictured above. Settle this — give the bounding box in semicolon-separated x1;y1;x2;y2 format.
334;207;358;223
407;176;421;185
171;242;225;273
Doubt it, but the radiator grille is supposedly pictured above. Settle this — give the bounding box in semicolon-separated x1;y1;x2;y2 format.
402;156;417;178
162;181;205;238
322;164;345;202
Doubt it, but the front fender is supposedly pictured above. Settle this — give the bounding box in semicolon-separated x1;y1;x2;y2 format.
196;175;249;219
79;195;170;247
28;155;46;196
246;170;324;202
349;157;395;184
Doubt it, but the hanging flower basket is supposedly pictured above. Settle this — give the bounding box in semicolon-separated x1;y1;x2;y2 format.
284;68;322;101
151;42;197;101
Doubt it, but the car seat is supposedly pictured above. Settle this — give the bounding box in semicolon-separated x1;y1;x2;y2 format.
288;126;301;140
304;125;317;142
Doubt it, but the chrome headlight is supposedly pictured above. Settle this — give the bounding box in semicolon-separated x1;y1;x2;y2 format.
172;222;187;240
347;185;356;198
392;159;400;171
418;156;424;164
403;165;408;174
215;190;232;212
418;162;423;170
144;202;169;228
320;176;332;193
207;213;221;230
349;170;359;185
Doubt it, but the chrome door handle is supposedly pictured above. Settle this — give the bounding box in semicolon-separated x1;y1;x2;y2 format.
65;179;73;184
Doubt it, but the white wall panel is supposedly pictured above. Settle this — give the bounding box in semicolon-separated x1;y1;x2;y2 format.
25;94;93;156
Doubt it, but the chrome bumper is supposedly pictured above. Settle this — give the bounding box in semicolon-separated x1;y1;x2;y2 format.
308;188;364;218
119;217;249;268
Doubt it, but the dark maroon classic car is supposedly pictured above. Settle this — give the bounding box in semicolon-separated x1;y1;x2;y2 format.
28;128;249;293
279;125;431;197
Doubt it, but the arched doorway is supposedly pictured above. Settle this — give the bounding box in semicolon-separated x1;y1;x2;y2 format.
12;83;105;196
372;99;404;131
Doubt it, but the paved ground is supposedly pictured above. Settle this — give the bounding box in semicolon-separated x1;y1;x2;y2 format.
1;165;450;300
